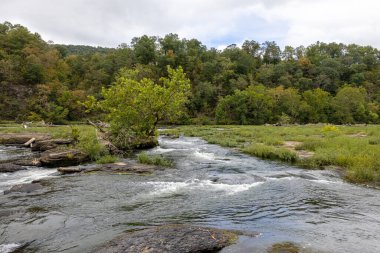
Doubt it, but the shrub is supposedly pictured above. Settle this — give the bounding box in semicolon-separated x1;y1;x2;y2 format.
77;128;107;161
137;152;173;167
96;155;118;164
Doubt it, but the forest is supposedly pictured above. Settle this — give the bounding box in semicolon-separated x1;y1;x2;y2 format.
1;21;380;125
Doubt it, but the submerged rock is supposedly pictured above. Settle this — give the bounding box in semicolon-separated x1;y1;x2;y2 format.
0;163;26;173
40;149;89;167
89;162;158;174
93;225;238;253
267;242;301;253
4;183;43;194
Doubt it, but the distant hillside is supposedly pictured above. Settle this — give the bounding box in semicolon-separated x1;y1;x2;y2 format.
1;21;379;125
53;44;115;56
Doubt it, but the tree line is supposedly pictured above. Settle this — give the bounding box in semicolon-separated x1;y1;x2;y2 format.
1;21;379;124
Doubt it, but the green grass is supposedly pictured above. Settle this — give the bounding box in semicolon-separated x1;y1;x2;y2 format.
96;155;118;164
243;143;297;163
162;125;380;184
137;152;173;167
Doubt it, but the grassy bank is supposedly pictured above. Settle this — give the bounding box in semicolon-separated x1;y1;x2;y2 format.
0;124;112;162
162;125;380;184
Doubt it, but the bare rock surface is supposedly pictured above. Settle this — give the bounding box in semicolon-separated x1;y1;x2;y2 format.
40;149;89;167
0;133;50;145
93;225;238;253
31;139;73;151
0;163;26;173
14;159;41;167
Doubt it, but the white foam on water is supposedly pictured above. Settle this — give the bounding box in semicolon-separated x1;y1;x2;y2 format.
146;179;264;196
266;176;298;181
309;179;343;185
150;147;176;154
0;168;57;192
0;243;20;253
266;175;342;185
161;139;195;146
193;150;216;160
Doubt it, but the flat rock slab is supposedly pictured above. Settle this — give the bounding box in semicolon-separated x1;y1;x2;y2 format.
57;162;158;175
0;133;51;145
93;225;238;253
0;163;26;173
40;149;89;167
31;139;73;151
4;183;43;194
57;166;84;174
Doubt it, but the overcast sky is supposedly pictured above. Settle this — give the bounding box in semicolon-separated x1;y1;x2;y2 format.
1;0;379;49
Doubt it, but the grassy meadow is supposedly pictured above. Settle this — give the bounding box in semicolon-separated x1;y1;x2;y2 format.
162;125;380;185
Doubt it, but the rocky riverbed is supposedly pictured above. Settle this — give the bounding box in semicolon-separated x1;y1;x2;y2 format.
1;135;380;253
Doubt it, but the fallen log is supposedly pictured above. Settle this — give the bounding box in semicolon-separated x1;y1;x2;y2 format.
23;138;36;147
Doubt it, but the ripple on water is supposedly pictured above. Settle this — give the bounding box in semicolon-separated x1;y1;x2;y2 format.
144;179;264;197
1;137;380;253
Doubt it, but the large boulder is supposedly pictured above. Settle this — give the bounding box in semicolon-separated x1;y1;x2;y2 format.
93;225;238;253
40;149;89;167
0;133;50;145
31;139;73;151
0;163;26;173
14;159;41;167
4;183;43;194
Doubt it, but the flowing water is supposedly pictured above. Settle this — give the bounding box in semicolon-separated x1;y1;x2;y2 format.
0;136;379;252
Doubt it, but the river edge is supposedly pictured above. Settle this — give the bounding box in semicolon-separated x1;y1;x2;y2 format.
0;132;380;252
160;125;380;187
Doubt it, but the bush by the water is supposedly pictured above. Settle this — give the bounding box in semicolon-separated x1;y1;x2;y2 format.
137;152;173;167
95;155;118;164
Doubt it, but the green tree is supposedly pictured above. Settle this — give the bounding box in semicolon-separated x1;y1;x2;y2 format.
88;66;191;149
216;85;274;124
269;86;302;122
131;35;157;65
301;88;332;123
332;86;369;124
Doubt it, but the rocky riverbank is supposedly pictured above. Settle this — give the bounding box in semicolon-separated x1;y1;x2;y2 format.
0;133;88;168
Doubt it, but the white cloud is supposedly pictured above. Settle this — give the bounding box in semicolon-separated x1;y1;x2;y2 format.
253;0;380;47
0;0;379;48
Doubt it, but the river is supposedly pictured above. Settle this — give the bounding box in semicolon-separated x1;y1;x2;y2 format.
0;136;379;252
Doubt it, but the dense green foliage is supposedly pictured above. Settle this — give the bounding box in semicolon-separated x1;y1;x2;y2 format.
137;152;173;167
86;66;191;149
163;125;380;184
1;21;380;124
